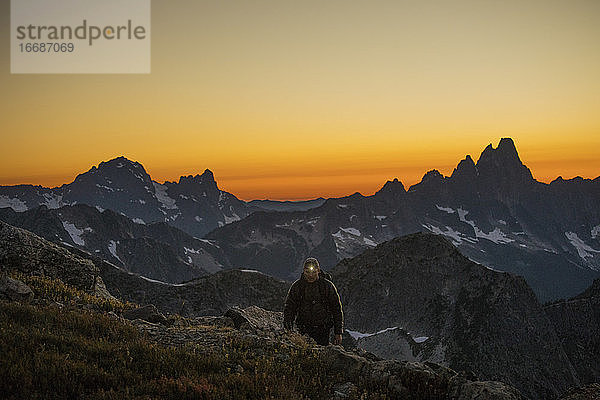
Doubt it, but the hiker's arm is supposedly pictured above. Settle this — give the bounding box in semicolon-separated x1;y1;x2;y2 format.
283;282;299;330
329;283;344;335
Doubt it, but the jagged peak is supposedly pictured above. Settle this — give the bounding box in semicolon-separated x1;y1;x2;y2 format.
375;178;406;197
98;156;145;171
451;155;476;179
498;137;517;152
474;138;534;184
75;156;150;182
550;176;590;186
178;169;217;185
476;137;522;166
347;192;365;199
421;169;444;182
199;168;215;181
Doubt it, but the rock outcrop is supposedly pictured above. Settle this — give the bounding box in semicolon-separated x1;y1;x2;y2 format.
332;232;580;399
132;305;525;400
0;275;34;302
0;220;101;293
545;278;600;386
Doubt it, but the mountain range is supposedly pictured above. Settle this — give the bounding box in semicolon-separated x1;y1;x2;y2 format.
1;138;599;301
3;219;600;398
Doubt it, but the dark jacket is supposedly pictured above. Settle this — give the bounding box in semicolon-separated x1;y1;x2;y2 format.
283;275;343;335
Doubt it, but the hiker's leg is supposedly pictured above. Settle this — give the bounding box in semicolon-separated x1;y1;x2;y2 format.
312;328;330;345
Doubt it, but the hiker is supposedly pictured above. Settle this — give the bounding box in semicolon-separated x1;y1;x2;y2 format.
283;257;344;345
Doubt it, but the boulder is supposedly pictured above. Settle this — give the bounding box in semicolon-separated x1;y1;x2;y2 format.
122;304;167;324
0;275;34;302
224;305;283;330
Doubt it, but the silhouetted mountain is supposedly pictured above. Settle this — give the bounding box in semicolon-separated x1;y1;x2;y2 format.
206;138;600;301
2;140;599;301
0;156;251;238
247;198;326;212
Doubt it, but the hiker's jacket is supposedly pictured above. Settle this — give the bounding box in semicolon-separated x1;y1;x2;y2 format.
283;276;343;335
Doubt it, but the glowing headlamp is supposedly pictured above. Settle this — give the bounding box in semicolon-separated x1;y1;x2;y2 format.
306;264;316;272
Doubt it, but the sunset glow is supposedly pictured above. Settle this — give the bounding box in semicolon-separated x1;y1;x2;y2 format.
1;1;599;200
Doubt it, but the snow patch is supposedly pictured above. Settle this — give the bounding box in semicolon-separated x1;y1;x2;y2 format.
95;206;105;212
457;208;514;244
42;193;63;209
592;225;600;239
374;215;387;220
168;213;181;222
138;275;188;287
307;217;320;226
414;337;429;343
337;204;348;208
340;227;361;236
62;222;90;246
194;216;203;222
132;218;146;225
477;227;514;244
436;205;455;214
457;208;472;225
153;182;178;210
224;213;241;224
347;326;399;340
363;237;377;247
108;240;123;264
240;269;262;274
423;224;460;246
184;247;201;254
0;195;28;212
498;220;507;225
95;184;114;192
565;232;600;259
196;238;220;248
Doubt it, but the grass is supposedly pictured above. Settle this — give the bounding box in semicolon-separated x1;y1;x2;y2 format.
10;272;135;313
0;272;399;399
0;301;395;399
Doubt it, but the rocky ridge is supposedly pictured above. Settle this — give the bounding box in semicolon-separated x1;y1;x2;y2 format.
331;232;580;399
0;204;228;283
0;156;250;238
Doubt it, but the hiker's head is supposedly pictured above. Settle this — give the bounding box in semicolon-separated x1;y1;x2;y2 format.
303;257;320;283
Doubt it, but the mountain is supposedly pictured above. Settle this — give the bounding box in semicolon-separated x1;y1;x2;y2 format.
331;232;579;399
0;220;107;295
4;218;600;399
0;156;250;238
2;140;599;300
0;219;287;317
206;138;600;301
0;204;228;283
545;278;600;386
247;198;326;212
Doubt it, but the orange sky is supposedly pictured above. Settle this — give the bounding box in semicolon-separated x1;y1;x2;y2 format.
1;1;599;200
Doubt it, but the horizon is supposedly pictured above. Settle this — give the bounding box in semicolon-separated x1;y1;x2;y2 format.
1;138;598;201
1;1;599;200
